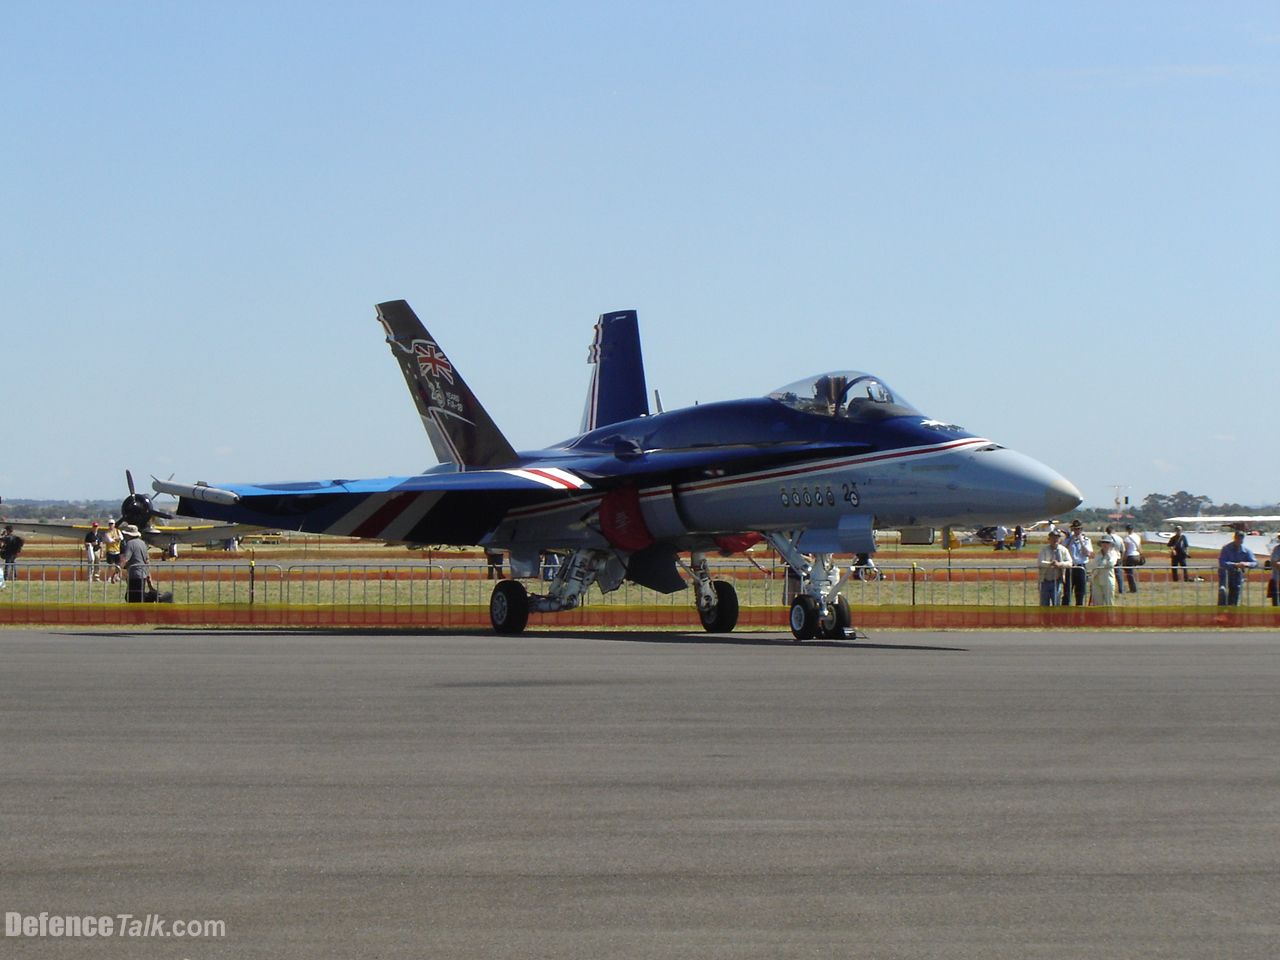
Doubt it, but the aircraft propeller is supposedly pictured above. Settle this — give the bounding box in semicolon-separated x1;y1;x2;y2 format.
119;469;174;530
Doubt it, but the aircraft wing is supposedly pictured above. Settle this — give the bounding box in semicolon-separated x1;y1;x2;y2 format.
154;470;595;545
2;520;95;541
2;518;260;548
145;522;262;545
154;441;873;546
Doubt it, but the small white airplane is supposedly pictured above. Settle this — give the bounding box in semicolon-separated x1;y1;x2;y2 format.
1144;516;1280;556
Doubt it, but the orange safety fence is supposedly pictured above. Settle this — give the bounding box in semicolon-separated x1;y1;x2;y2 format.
3;561;1279;630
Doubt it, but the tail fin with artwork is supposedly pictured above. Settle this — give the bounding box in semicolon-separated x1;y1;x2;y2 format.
376;300;518;469
580;310;649;433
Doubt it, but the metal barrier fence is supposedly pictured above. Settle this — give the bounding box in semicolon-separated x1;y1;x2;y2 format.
2;560;1278;629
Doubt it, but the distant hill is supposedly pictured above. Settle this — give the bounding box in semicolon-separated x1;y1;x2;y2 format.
1;499;120;522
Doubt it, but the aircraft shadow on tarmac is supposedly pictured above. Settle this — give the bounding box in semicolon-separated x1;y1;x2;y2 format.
59;628;967;652
560;631;969;652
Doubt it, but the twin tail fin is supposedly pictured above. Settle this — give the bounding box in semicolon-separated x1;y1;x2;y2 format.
376;300;518;469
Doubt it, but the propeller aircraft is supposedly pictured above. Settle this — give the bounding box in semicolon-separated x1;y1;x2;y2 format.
4;471;256;555
154;300;1082;639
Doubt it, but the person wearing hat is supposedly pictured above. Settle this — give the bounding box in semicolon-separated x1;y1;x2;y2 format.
1087;536;1119;606
1063;520;1094;606
119;523;155;603
1217;528;1257;606
1168;524;1191;582
1037;529;1072;606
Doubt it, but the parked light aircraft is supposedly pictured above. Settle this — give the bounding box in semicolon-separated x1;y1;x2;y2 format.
154;301;1082;639
4;472;255;554
1145;516;1280;556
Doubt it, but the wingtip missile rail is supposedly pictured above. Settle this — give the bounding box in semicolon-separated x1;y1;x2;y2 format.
152;479;241;506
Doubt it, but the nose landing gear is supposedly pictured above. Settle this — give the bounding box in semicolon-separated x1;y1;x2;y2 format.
767;532;862;642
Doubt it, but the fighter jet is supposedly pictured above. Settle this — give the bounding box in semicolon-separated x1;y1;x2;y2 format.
155;301;1081;639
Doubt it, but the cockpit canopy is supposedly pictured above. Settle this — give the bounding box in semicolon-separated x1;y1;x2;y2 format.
767;371;921;421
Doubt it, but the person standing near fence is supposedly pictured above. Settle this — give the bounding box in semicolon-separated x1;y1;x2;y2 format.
1217;529;1257;606
1167;524;1191;582
1121;525;1143;593
1087;537;1118;606
1100;526;1124;593
0;525;21;584
83;522;101;580
103;519;123;584
1064;520;1093;605
1269;535;1280;607
1038;530;1072;606
119;523;154;603
485;549;504;580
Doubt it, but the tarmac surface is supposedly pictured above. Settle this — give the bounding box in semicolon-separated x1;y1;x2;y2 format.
1;627;1277;959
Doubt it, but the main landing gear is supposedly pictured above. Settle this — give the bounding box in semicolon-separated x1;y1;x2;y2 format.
488;548;623;634
486;539;855;642
485;546;744;635
687;552;739;634
489;580;530;634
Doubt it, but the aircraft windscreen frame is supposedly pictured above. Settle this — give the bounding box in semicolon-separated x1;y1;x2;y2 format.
767;371;921;422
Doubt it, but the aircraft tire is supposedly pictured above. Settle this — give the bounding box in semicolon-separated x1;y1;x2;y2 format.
789;595;819;642
820;595;852;639
699;580;740;633
490;580;530;634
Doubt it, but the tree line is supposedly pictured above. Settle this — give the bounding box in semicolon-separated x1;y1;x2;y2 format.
1066;491;1280;528
1;499;120;521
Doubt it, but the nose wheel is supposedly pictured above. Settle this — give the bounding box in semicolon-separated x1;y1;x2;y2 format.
789;594;851;641
788;596;818;640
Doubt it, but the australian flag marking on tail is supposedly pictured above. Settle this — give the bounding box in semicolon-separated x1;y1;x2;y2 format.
413;340;455;384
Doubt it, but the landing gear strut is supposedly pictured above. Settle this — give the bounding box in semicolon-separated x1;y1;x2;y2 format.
686;552;739;633
487;548;625;634
767;533;859;642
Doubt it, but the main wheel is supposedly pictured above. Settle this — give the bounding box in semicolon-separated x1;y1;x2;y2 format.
819;595;852;639
789;595;819;641
699;580;740;633
490;579;530;634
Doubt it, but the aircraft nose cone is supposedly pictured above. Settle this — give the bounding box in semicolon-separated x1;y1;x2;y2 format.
1046;475;1083;517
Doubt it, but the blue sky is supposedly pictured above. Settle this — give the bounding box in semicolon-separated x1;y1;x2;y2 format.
3;2;1277;511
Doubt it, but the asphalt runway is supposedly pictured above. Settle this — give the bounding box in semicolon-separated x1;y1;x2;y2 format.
2;628;1277;959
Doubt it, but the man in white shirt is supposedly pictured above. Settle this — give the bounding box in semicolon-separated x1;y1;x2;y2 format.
1064;520;1094;605
1038;530;1073;606
1121;524;1143;593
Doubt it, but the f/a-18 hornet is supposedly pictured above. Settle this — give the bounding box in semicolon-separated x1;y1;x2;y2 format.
155;301;1081;639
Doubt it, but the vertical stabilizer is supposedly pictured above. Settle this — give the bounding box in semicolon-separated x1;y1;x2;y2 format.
376;300;519;469
580;310;650;433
